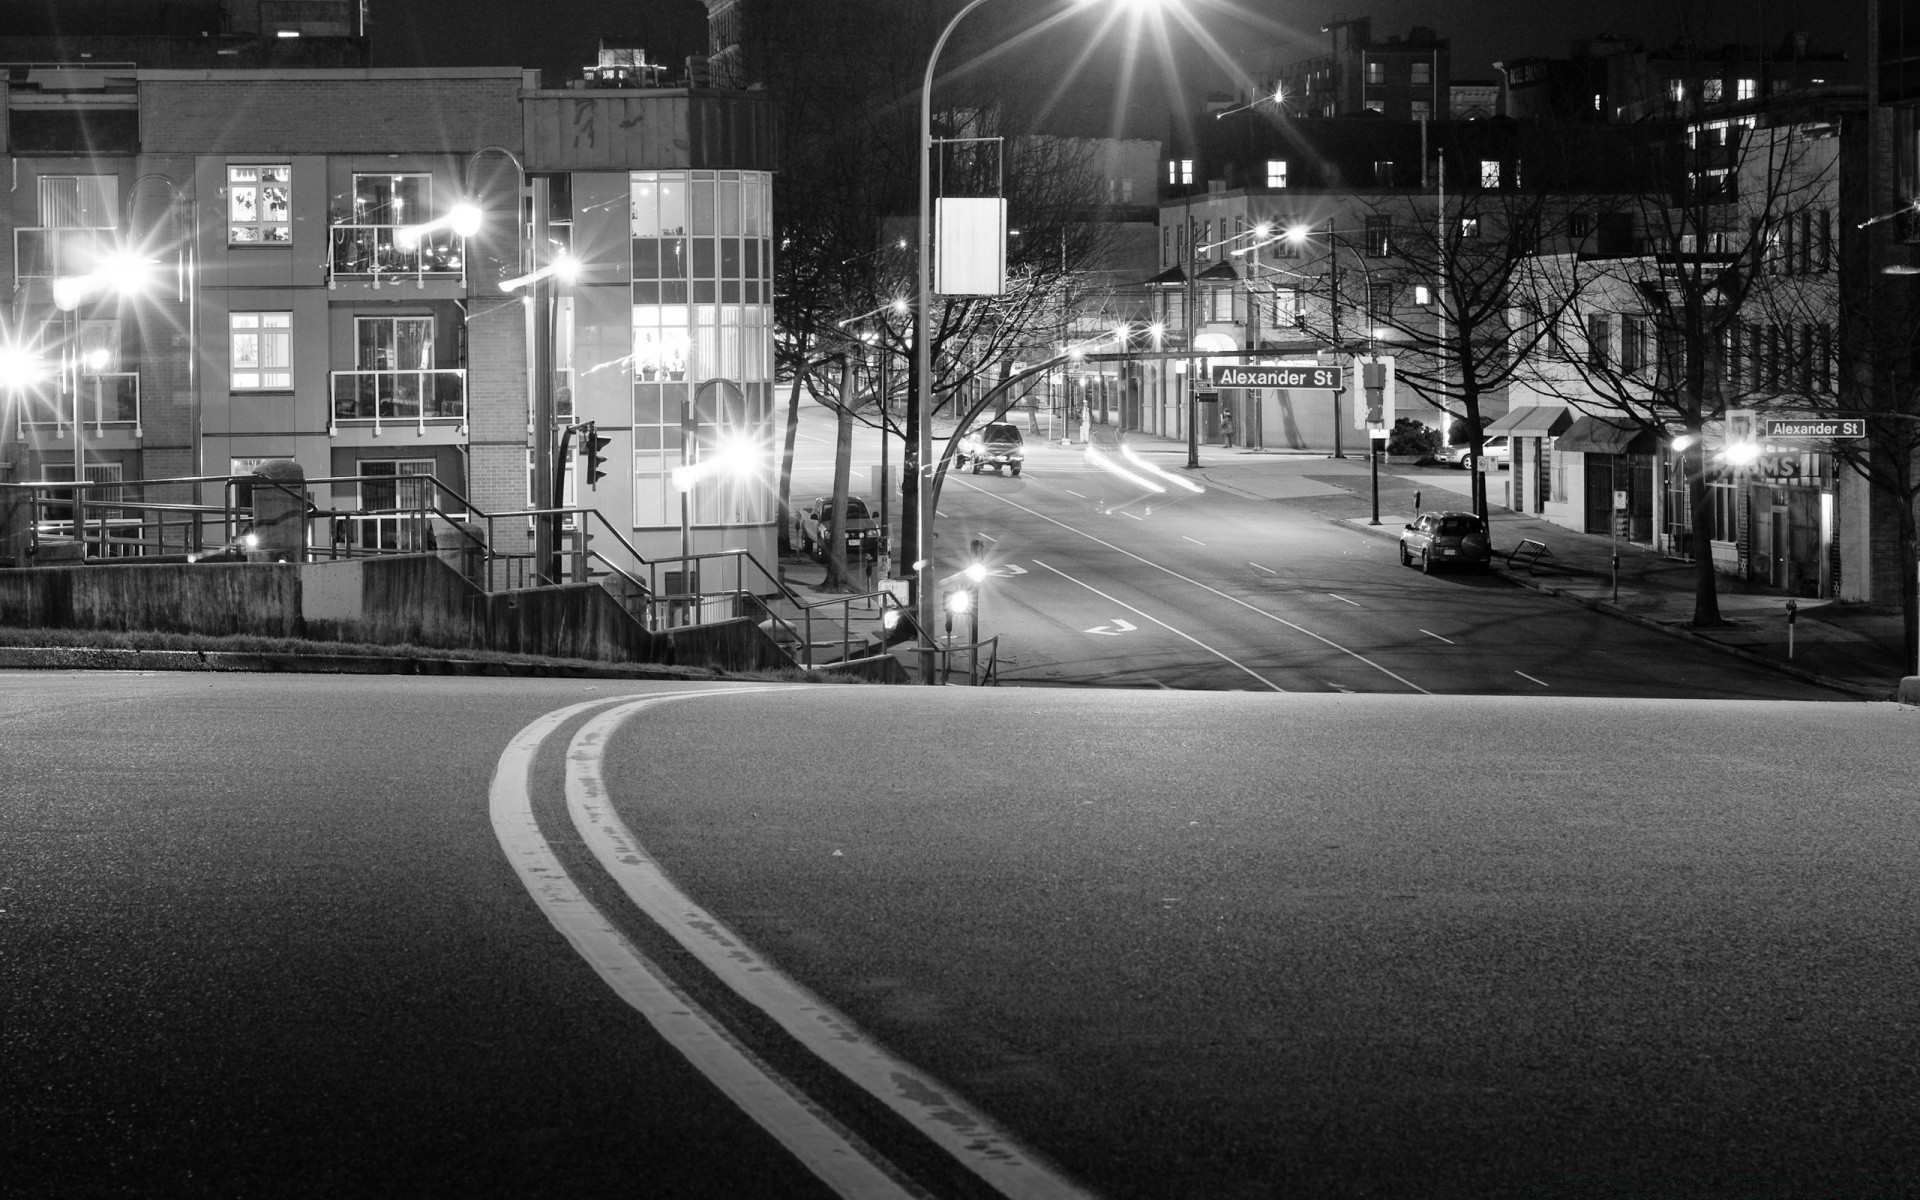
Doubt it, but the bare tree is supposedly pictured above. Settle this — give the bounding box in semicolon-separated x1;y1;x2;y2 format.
1519;114;1830;626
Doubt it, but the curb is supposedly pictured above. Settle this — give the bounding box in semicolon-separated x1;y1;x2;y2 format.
0;645;721;681
1337;517;1896;701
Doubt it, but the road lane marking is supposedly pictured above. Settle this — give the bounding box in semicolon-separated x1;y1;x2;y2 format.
1328;594;1361;607
566;694;1097;1200
1065;489;1085;498
1248;562;1276;574
958;483;1430;694
1517;671;1550;687
1032;559;1286;692
1084;618;1137;636
978;533;996;542
1420;629;1456;644
489;693;917;1200
1183;536;1206;546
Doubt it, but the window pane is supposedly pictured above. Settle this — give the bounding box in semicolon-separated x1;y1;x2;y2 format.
657;176;686;236
630;176;659;237
719;180;740;235
692;180;715;235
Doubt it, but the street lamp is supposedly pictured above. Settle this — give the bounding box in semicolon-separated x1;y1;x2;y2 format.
914;0;1169;683
49;252;156;550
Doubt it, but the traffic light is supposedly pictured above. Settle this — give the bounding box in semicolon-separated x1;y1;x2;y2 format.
583;421;612;489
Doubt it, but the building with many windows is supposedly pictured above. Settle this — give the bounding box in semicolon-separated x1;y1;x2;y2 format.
0;50;776;577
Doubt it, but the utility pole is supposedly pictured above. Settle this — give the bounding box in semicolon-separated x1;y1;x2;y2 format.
1185;186;1199;469
1328;217;1344;459
528;175;556;584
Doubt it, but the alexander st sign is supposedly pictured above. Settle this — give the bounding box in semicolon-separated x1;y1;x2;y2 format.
1761;418;1865;439
1211;364;1342;390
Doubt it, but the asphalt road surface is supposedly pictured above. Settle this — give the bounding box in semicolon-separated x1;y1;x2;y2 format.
787;404;1847;700
8;674;1919;1198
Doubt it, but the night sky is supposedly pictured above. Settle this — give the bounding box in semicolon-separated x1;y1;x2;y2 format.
368;0;1867;89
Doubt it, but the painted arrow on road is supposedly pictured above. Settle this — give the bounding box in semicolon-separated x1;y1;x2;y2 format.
990;563;1029;577
1085;619;1137;636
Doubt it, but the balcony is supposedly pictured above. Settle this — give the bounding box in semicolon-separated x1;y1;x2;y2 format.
328;225;465;283
16;372;141;436
14;227;116;281
330;368;466;433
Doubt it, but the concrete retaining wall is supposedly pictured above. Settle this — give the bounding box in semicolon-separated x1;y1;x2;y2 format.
0;555;800;675
0;562;301;638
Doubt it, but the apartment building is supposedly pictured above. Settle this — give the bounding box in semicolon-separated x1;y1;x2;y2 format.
0;58;776;575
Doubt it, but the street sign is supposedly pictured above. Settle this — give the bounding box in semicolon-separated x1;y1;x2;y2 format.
1193;390;1220;404
1211;364;1341;390
1763;418;1866;439
1612;489;1627;511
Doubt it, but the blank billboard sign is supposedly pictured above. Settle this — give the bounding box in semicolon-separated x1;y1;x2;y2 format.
936;198;1006;296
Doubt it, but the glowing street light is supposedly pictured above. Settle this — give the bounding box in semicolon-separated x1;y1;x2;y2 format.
499;252;579;293
394;200;483;246
0;343;48;391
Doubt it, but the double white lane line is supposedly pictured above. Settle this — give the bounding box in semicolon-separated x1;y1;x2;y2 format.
492;689;1094;1200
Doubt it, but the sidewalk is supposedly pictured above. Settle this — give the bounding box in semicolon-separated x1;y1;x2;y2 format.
1121;433;1908;699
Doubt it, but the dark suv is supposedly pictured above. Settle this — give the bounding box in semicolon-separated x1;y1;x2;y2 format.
958;421;1025;476
1399;511;1491;573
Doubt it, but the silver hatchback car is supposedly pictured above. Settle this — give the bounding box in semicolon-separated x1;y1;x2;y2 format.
1399;511;1492;573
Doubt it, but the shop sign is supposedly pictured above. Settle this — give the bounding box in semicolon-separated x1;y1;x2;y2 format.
1755;453;1802;480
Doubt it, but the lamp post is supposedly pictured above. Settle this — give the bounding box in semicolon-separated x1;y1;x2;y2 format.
52;249;155;553
1282;222;1381;461
914;0;1167;683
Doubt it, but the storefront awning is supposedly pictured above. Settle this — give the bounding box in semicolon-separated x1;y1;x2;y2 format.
1555;414;1657;455
1485;406;1573;437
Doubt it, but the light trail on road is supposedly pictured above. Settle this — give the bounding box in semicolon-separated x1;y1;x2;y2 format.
954;478;1431;694
1031;559;1287;692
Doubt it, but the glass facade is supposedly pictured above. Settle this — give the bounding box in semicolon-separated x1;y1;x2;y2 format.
630;170;775;528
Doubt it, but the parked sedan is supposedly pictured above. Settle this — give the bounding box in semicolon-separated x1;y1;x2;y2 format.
1436;436;1509;469
793;495;882;560
1399;511;1492;573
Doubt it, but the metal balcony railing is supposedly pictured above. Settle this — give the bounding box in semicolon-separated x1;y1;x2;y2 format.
16;372;141;436
327;224;465;282
329;369;466;434
14;227;117;281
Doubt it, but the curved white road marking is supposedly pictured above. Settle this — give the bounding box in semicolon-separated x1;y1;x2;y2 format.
490;692;919;1200
566;693;1099;1200
956;480;1429;694
1034;559;1285;692
1420;629;1456;645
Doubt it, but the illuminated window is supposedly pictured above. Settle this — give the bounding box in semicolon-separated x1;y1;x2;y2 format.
1168;159;1193;185
1669;80;1686;104
1266;160;1288;188
1480;160;1501;188
630;169;775;530
1736;78;1756;101
228;165;291;244
1411;62;1431;85
1366;60;1385;85
230;312;291;389
1459;218;1480;240
1363;100;1385;114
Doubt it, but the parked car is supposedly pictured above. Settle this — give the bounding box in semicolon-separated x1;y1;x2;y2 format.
957;421;1026;475
1437;436;1509;469
793;495;882;560
1399;511;1492;573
